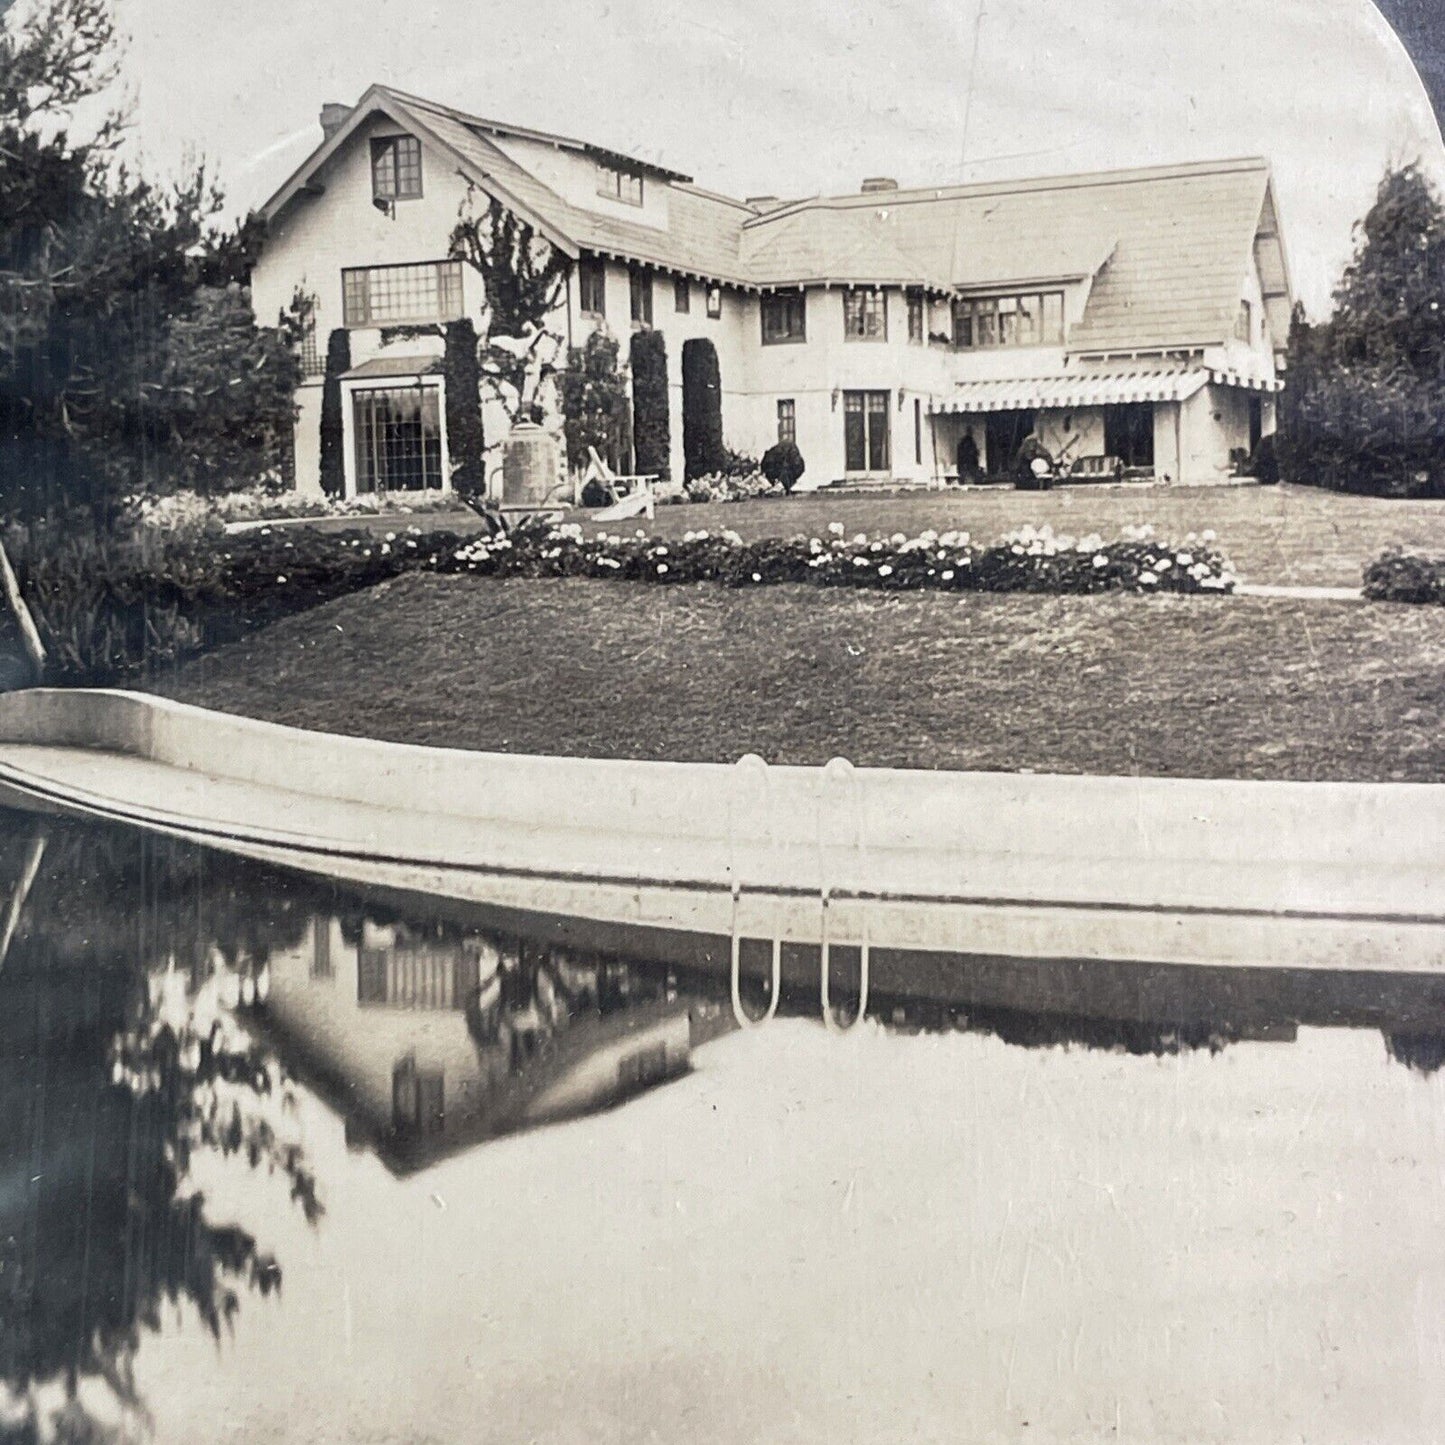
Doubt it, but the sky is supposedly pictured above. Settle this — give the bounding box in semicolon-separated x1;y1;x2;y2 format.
113;0;1445;316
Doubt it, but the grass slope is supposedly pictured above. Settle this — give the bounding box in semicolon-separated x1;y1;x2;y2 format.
156;574;1445;782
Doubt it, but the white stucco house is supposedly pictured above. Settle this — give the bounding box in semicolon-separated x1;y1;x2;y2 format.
251;84;1294;497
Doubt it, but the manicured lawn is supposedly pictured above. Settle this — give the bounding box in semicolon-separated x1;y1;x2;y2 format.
632;483;1445;589
156;574;1445;782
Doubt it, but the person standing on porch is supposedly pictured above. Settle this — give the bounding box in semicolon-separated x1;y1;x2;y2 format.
956;431;980;484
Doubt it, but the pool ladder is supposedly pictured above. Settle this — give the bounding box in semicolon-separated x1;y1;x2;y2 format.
726;754;870;1034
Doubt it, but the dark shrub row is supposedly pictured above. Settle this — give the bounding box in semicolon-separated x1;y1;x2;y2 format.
1363;549;1445;603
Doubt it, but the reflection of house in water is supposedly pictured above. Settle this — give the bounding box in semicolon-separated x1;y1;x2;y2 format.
252;913;694;1174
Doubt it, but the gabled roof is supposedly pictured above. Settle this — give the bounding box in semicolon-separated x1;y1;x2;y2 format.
752;158;1284;352
262;91;1292;350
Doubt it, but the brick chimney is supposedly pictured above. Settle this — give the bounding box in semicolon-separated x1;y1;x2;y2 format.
320;103;350;141
861;177;899;194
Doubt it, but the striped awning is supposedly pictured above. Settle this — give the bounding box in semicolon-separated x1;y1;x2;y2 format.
929;365;1280;415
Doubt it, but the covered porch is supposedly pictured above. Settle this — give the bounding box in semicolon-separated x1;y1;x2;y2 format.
928;363;1280;484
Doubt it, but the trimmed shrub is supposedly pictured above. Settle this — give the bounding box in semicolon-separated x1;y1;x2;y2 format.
561;330;630;474
761;442;806;492
1363;548;1445;603
629;329;671;480
681;338;725;480
444;318;486;498
319;330;351;498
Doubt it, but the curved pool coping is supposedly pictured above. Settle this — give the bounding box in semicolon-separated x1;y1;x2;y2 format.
0;687;1443;973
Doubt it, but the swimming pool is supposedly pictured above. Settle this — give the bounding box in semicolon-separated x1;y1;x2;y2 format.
3;807;1444;1443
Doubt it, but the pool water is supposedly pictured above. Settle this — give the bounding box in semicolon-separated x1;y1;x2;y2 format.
3;809;1445;1444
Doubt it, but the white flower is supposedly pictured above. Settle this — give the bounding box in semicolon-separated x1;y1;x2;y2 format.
878;564;894;577
828;522;845;537
1093;554;1109;568
657;563;669;574
1139;570;1159;586
1202;529;1217;543
941;569;954;581
751;572;762;582
276;574;287;583
1156;556;1172;570
1177;552;1193;566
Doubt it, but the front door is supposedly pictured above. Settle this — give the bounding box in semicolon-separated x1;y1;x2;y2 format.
844;391;891;475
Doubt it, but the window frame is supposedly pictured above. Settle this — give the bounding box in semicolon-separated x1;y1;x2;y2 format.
761;290;807;345
674;276;691;314
907;291;924;344
341;260;464;328
706;284;723;319
578;257;607;317
953;290;1066;350
843;287;887;343
843;389;891;473
777;398;796;445
371;135;423;202
597;162;644;207
629;265;653;326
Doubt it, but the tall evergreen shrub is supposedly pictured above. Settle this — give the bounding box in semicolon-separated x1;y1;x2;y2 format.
319;329;351;498
629;329;671;480
681;337;724;480
444;317;486;497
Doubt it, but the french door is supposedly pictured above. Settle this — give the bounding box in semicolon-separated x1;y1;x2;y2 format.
844;390;891;474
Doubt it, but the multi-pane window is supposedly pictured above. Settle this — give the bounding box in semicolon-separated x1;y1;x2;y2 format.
342;262;463;327
353;386;444;493
953;291;1065;349
597;162;644;206
843;390;891;472
629;266;653;325
579;257;606;316
843;288;886;341
907;292;924;344
674;277;691;313
761;291;806;344
371;135;423;201
777;399;796;444
706;284;723;319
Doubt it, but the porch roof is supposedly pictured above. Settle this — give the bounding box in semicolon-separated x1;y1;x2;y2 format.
929;364;1280;414
342;355;445;382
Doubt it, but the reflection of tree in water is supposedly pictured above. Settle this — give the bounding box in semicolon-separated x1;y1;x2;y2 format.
0;820;324;1444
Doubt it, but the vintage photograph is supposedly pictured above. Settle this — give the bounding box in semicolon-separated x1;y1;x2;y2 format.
2;0;1445;1440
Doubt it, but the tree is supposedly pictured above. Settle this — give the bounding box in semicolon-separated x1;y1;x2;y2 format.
681;337;725;479
449;186;569;432
560;330;630;473
762;440;805;491
629;328;670;480
0;1;302;515
444;316;486;496
0;822;321;1444
1278;164;1445;496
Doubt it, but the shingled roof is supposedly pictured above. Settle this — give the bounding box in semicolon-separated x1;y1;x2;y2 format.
263;90;1291;352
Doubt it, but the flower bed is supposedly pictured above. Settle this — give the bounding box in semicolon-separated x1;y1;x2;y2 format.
125;486;465;535
10;515;1232;686
673;471;782;505
438;521;1235;595
1363;548;1445;603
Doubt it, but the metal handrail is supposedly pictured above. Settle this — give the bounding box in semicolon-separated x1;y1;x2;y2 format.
729;883;782;1030
819;758;871;1034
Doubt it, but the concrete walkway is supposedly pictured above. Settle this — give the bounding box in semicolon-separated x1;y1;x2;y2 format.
1234;581;1365;602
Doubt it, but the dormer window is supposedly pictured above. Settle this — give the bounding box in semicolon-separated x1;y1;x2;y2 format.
597;162;643;207
372;135;422;202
